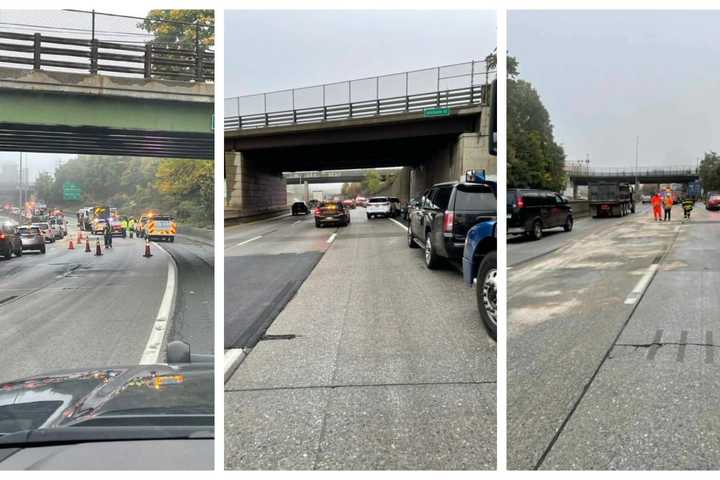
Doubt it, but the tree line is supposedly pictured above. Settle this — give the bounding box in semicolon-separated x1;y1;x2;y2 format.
35;156;213;227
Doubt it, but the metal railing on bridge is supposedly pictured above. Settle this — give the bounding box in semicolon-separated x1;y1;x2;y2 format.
565;165;698;177
0;9;214;82
225;60;493;130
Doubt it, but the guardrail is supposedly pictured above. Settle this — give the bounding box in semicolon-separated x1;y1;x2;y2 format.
225;60;492;130
0;31;214;81
566;166;698;177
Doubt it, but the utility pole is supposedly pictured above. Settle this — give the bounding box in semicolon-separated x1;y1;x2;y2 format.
634;137;640;198
17;153;23;223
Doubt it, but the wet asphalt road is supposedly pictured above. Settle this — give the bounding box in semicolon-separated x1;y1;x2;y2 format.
508;203;720;470
225;207;496;470
0;223;213;382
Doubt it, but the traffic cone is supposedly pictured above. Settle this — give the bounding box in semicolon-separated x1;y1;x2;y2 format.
85;238;91;253
68;239;74;250
143;238;152;258
95;240;102;256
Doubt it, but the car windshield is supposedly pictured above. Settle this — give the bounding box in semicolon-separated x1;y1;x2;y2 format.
369;197;388;203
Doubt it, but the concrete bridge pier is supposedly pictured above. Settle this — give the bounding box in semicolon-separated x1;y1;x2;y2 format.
225;151;288;220
409;129;493;199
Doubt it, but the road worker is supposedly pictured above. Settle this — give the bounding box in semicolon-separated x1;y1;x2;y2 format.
663;191;673;221
651;192;662;221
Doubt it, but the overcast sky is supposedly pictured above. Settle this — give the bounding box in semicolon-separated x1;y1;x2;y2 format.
509;10;720;170
225;10;496;97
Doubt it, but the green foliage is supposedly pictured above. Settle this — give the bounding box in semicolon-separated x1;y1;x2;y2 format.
143;10;214;47
699;152;720;193
39;156;213;227
363;171;383;194
507;61;566;192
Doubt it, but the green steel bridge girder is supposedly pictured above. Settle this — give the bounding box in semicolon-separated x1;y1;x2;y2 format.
0;90;213;134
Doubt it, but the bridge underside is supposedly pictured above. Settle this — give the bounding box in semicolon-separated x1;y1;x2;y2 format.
0;123;212;160
0;68;214;159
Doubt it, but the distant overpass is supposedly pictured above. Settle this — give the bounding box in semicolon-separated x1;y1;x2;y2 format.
283;168;403;184
567;166;699;186
0;30;214;159
225;61;496;219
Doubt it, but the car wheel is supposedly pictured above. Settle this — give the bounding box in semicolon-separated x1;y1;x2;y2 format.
529;220;543;240
170;237;175;243
16;247;22;257
563;215;574;232
424;234;442;269
476;251;497;340
2;250;10;260
367;214;371;219
407;223;419;248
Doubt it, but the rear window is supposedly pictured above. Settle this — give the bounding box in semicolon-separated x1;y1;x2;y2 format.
711;196;720;201
454;184;496;211
432;187;453;210
369;197;388;203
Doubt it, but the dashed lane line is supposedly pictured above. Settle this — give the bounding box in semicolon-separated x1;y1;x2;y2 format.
389;218;408;231
327;233;337;244
235;235;262;248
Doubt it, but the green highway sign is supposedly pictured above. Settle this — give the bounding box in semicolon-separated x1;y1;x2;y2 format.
63;181;81;201
423;107;450;117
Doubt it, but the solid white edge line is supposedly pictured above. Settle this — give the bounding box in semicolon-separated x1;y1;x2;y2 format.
224;348;246;383
293;220;301;225
388;217;409;231
624;264;658;305
235;235;262;247
139;245;178;364
327;233;337;244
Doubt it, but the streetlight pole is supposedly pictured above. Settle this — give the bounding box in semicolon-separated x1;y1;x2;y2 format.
634;136;639;199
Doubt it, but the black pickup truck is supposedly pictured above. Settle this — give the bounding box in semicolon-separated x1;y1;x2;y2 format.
407;178;497;269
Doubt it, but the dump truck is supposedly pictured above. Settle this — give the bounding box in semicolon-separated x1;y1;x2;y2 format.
589;181;635;217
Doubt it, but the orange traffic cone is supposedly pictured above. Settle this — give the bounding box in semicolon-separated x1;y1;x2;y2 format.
143;238;152;258
85;238;91;252
68;239;74;250
95;240;103;256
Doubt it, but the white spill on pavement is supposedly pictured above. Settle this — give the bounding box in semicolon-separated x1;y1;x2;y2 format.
236;235;262;247
140;255;177;364
624;263;658;305
224;348;247;383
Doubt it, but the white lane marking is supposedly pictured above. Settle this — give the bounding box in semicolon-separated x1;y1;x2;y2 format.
140;255;178;364
624;264;658;305
236;235;262;247
327;233;337;244
389;218;409;231
293;220;301;225
674;226;680;232
224;348;247;383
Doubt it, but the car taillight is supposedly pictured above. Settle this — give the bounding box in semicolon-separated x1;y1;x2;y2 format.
0;233;4;240
313;208;320;216
443;211;454;233
516;196;524;209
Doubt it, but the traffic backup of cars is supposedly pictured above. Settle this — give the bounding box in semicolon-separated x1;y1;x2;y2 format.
407;170;498;338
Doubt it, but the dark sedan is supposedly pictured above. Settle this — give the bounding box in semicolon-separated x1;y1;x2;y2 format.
0;222;23;259
314;201;350;227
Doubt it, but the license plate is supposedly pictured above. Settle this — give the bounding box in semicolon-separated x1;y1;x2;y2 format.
506;214;511;219
601;205;609;209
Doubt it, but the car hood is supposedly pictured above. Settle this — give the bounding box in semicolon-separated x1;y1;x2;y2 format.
0;364;213;434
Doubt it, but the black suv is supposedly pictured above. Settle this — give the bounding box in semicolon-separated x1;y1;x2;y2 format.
407;180;497;269
0;222;23;259
507;188;573;240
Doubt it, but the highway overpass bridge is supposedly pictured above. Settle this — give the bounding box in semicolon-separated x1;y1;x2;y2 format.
283;168;403;184
567;167;699;186
0;30;214;159
225;60;496;219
